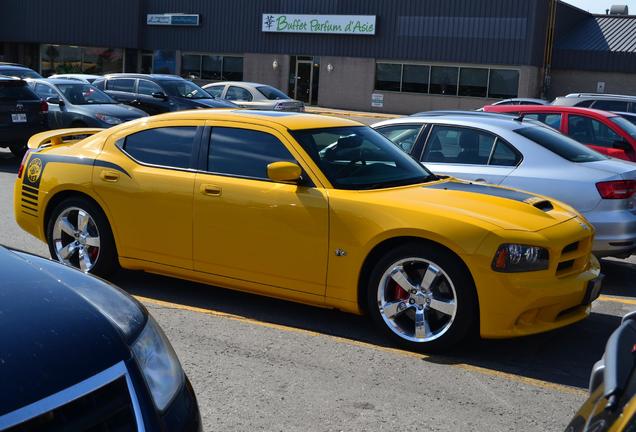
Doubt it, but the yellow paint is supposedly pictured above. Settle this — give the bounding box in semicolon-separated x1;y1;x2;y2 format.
14;110;599;340
598;295;636;306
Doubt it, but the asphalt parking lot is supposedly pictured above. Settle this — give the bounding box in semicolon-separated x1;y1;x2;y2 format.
1;139;636;431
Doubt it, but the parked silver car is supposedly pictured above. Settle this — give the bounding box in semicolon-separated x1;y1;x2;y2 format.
202;81;304;112
373;114;636;258
48;73;101;84
553;93;636;113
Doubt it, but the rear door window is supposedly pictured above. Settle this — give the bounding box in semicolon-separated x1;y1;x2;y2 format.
137;80;163;96
422;126;495;165
107;78;136;93
123;127;198;169
568;114;621;148
522;113;562;129
592;100;629;112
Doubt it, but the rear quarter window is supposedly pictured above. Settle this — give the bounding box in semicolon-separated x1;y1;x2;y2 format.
0;82;38;100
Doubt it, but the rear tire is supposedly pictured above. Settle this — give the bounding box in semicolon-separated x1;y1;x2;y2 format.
46;196;118;277
366;241;478;353
9;143;27;158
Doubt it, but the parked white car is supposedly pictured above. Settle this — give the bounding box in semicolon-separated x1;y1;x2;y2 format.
373;113;636;258
48;73;101;84
202;81;304;112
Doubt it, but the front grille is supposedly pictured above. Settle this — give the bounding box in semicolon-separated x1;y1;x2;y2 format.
5;373;139;432
555;234;592;277
562;241;579;254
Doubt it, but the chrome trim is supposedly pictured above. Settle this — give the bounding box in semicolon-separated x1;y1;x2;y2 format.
0;361;146;431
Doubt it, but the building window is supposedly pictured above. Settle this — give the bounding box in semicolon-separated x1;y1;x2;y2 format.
430;66;459;95
459;67;488;97
374;62;519;99
402;65;429;93
375;63;402;92
40;45;123;76
180;53;243;81
488;69;519;99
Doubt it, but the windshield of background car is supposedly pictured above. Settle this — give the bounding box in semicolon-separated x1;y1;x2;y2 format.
160;80;210;99
0;82;38;100
0;68;42;79
515;126;607;162
291;126;435;190
256;85;289;100
56;84;115;105
611;116;636;139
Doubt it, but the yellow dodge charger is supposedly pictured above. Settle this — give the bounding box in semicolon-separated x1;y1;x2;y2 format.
14;110;602;351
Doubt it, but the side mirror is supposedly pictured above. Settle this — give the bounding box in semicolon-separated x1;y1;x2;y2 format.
151;91;167;100
46;97;64;105
267;161;302;184
613;139;632;152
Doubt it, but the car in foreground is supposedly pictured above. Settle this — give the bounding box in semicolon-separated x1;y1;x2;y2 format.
0;245;201;430
94;73;236;115
374;114;636;258
48;73;101;83
0;62;42;79
564;311;636;432
483;105;636;161
553;93;636;113
202;81;305;112
14;110;601;352
28;78;148;128
0;76;47;157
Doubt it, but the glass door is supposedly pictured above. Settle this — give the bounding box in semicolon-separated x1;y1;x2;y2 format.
294;61;312;103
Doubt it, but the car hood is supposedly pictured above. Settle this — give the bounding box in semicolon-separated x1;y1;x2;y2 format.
181;98;237;108
363;179;578;232
74;103;148;120
0;247;144;416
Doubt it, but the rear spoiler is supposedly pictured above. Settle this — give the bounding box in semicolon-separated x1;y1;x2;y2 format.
27;128;104;150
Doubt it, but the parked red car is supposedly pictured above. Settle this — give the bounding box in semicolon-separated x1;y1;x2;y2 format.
483;105;636;161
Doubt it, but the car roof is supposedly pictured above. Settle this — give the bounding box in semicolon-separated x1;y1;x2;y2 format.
0;75;24;82
50;73;101;78
563;93;636;100
29;78;83;85
485;104;618;118
0;65;31;71
207;81;269;87
101;73;182;81
130;109;360;130
373;113;541;132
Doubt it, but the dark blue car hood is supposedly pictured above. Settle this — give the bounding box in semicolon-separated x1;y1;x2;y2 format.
73;103;148;120
0;247;145;416
181;98;236;108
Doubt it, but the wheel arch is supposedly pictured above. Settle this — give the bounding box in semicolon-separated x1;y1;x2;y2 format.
357;236;479;319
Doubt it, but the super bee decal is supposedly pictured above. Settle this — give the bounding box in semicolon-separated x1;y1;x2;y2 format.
19;154;130;217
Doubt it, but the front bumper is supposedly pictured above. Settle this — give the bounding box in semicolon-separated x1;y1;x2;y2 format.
469;217;601;338
583;209;636;258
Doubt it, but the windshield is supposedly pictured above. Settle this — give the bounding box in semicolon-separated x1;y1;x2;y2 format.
515;126;606;163
1;68;42;79
160;80;210;99
256;85;289;100
291;126;435;190
57;84;115;105
611;116;636;139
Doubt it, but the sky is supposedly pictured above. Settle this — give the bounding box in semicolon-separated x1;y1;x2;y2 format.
564;0;636;14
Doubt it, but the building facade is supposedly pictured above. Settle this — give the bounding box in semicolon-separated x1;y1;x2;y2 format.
1;1;634;113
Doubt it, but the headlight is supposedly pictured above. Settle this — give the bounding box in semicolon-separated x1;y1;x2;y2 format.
492;244;549;272
132;315;184;411
95;113;123;125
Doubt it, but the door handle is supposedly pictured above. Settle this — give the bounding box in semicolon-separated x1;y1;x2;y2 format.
99;170;120;182
200;184;222;196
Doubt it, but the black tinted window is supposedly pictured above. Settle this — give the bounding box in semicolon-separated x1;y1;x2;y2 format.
0;82;38;100
376;124;422;153
208;127;295;179
592;100;629;112
123;127;197;169
108;78;135;92
490;140;521;166
138;80;162;96
422;126;495;165
515;126;605;163
568;115;621;148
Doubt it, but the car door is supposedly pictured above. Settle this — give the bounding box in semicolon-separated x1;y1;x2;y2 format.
92;122;202;269
33;83;65;128
136;79;168;115
193;122;329;296
104;78;137;106
419;124;520;184
565;113;634;161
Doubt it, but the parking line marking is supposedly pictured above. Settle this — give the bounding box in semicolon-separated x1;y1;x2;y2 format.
135;295;587;397
598;295;636;306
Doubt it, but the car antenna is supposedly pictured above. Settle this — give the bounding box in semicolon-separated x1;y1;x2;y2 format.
513;113;526;122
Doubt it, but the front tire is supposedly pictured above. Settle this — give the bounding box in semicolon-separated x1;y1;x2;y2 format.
366;242;478;352
46;197;118;277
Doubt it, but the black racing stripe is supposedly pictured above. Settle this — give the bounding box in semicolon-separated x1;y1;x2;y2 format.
21;197;38;207
22;184;39;194
93;159;131;178
426;181;536;202
22;191;38;200
22;210;38;217
31;155;131;179
21;204;37;212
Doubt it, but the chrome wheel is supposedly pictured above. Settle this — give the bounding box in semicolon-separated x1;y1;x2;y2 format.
377;258;457;343
52;206;101;272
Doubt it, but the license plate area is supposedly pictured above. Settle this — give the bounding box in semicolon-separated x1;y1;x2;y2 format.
582;274;604;305
11;113;27;123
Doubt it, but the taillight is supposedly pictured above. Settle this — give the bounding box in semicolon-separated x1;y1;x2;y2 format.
17;150;31;179
39;100;48;112
596;180;636;199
